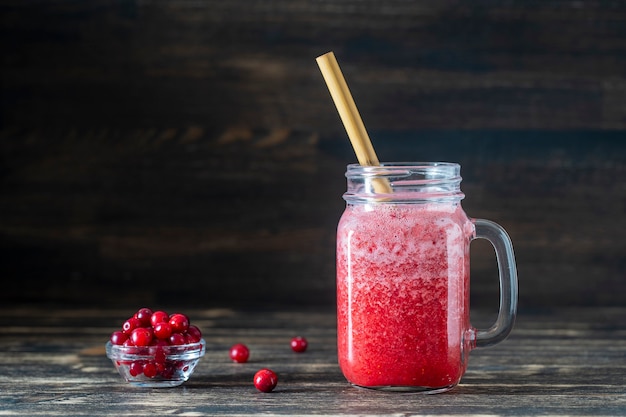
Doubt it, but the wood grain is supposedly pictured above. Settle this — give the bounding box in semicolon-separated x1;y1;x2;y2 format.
0;307;624;416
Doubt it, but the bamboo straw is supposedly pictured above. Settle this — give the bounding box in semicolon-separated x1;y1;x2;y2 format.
316;51;393;194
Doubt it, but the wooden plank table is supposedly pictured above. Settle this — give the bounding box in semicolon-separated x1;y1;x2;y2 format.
0;306;624;416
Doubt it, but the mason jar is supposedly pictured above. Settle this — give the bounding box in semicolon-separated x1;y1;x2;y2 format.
336;162;518;393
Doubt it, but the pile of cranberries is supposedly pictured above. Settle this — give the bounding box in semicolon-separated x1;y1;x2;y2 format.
108;308;204;381
110;307;202;348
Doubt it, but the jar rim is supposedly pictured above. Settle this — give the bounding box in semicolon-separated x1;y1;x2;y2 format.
343;162;464;203
346;162;460;177
346;162;461;180
347;161;460;169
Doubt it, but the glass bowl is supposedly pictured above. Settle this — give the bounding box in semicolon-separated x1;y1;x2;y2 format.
106;339;205;387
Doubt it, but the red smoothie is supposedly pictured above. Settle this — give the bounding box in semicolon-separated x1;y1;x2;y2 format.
336;202;474;390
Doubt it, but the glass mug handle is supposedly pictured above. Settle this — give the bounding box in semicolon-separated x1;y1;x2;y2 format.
471;219;519;348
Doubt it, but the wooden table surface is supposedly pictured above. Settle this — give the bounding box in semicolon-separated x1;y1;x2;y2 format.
1;306;624;416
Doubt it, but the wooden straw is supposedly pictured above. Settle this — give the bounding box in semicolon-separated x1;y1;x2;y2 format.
316;51;392;194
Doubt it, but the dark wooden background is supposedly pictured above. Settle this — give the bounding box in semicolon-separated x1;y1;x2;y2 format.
1;1;625;311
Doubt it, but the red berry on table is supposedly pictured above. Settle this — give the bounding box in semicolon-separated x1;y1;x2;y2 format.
290;336;308;353
254;368;278;393
150;310;169;327
134;307;153;326
153;322;173;340
169;313;190;333
110;331;128;346
131;327;153;347
229;343;250;363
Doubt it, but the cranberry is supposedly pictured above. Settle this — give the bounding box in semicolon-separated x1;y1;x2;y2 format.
154;347;166;364
150;310;169;327
155;361;167;374
129;361;143;377
169;313;189;333
110;331;128;346
169;333;186;346
229;343;250;363
134;307;153;326
186;325;202;343
254;368;278;393
153;322;173;340
290;336;308;353
131;327;153;346
122;317;142;335
161;364;175;379
152;339;169;347
143;362;157;378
